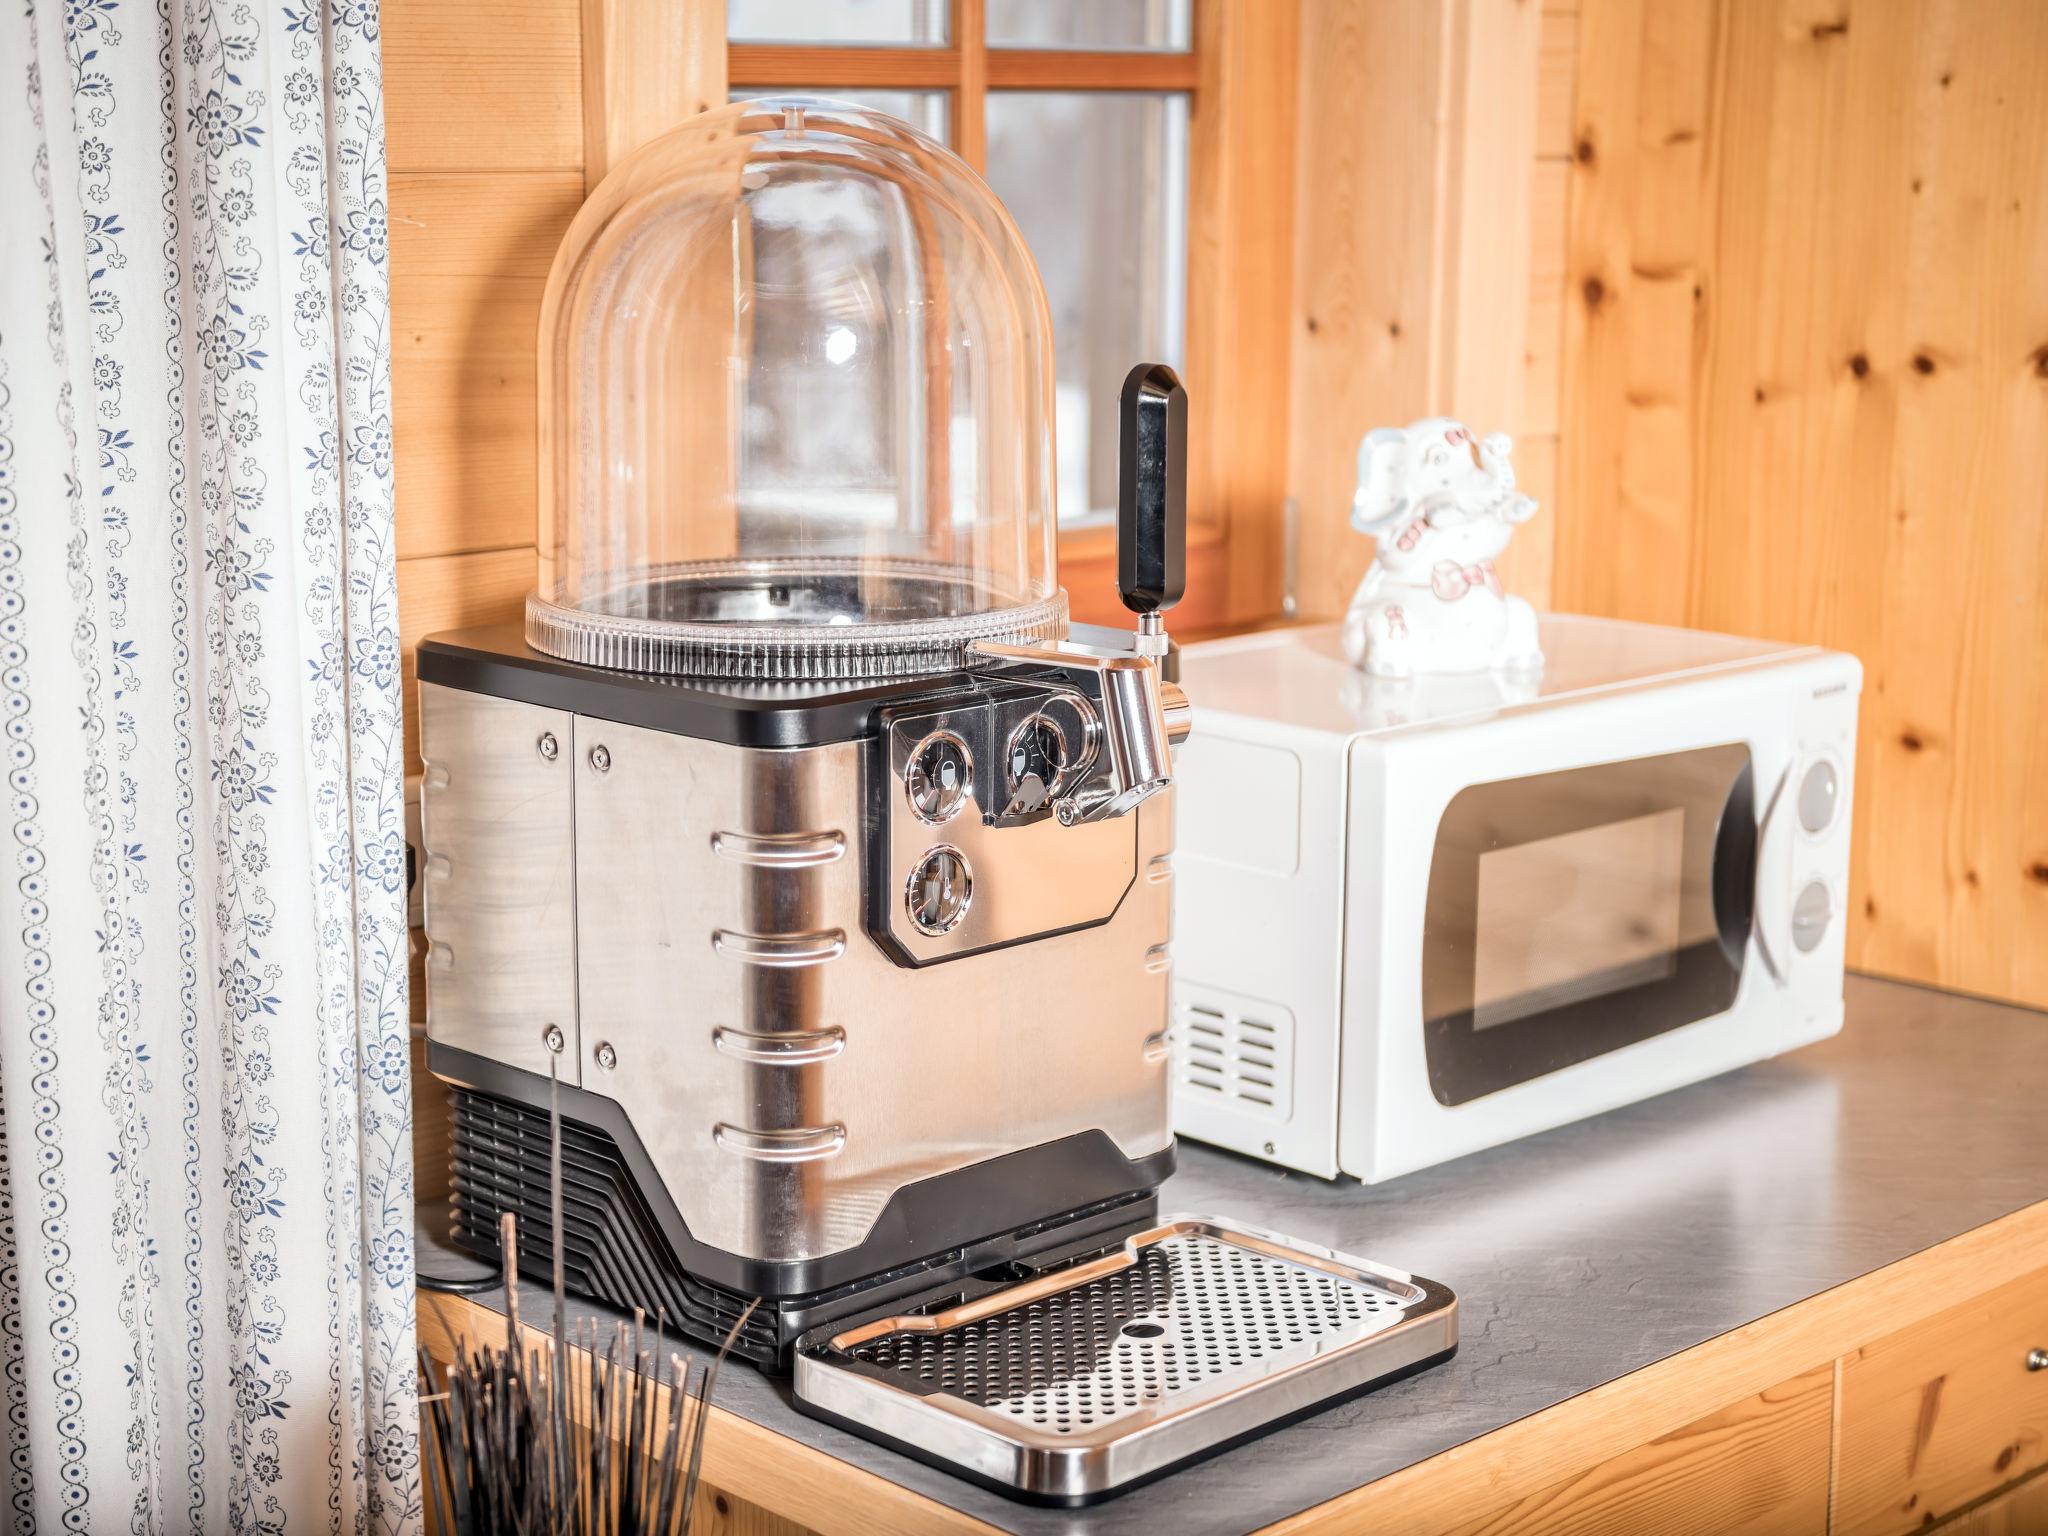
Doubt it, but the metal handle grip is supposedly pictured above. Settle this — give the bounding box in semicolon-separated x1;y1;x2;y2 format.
1117;363;1187;618
2028;1347;2047;1372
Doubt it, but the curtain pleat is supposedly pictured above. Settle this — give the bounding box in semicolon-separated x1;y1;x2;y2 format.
0;0;418;1529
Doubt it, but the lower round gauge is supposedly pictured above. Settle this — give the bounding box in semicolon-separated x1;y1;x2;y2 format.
906;845;973;936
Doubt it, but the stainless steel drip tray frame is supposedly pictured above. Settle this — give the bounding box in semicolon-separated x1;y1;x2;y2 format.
791;1216;1458;1506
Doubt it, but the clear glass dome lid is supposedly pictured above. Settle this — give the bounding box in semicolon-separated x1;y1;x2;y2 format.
530;97;1064;679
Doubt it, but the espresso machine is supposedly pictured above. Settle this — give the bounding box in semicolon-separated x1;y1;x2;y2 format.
419;99;1455;1504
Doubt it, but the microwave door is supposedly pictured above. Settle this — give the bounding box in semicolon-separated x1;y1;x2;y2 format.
1420;743;1758;1107
1742;761;1793;988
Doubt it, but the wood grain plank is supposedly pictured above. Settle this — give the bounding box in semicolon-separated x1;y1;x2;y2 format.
726;45;962;88
384;0;584;173
1557;0;2048;1006
1184;0;1299;623
1555;0;1720;625
1523;159;1570;440
391;172;584;281
1939;1472;2048;1536
1496;433;1557;602
1270;1200;2048;1534
1832;1263;2048;1536
984;49;1202;90
954;0;986;169
390;173;581;563
1290;0;1549;618
1441;1364;1833;1536
1286;0;1449;623
582;0;726;186
1442;0;1545;443
1535;8;1578;160
391;275;543;562
398;548;536;775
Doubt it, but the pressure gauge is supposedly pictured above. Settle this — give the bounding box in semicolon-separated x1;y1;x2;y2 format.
906;846;973;935
1004;714;1070;816
905;730;972;824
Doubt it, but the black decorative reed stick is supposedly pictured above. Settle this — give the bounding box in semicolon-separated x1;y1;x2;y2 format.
419;1067;757;1534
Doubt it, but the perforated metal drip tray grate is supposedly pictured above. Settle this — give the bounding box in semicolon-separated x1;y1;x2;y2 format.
791;1217;1457;1505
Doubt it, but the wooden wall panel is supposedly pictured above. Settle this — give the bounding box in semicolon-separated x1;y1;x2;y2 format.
398;548;535;774
1558;0;2048;1007
1287;1;1451;624
384;0;584;173
1289;0;1558;621
1534;8;1578;159
1941;1474;2048;1536
390;173;582;563
581;0;727;187
1523;160;1570;440
385;0;588;784
1186;0;1301;622
1289;0;1574;620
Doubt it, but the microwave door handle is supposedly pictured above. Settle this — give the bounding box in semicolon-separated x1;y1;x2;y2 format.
1750;762;1791;989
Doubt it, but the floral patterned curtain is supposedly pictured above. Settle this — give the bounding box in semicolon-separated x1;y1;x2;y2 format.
0;0;417;1530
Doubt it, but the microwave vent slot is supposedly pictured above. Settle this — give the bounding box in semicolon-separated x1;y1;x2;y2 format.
1168;988;1294;1123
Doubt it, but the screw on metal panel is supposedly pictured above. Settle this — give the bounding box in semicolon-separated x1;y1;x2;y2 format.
541;1023;565;1054
2029;1348;2048;1372
536;731;559;762
593;1041;618;1072
588;744;611;774
1263;1141;1276;1157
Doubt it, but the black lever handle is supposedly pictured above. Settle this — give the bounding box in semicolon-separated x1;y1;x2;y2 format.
1117;362;1187;617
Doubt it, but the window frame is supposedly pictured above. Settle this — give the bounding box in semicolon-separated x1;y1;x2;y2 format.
726;0;1295;631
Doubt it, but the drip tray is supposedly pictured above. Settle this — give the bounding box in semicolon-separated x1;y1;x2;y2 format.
791;1216;1457;1505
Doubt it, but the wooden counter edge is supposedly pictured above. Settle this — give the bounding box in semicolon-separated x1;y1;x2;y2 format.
1268;1197;2048;1533
415;1293;1005;1536
417;1198;2048;1535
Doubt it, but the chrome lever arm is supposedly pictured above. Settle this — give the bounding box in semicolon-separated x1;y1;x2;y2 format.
967;637;1188;825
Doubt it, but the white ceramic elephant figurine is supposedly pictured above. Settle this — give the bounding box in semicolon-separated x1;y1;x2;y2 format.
1341;418;1544;677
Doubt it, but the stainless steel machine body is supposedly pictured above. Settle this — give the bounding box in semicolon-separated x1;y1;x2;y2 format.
418;668;1177;1269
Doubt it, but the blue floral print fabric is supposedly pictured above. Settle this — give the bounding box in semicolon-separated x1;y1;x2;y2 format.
0;0;418;1530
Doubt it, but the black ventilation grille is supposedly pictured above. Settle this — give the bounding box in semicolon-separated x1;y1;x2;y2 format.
447;1087;783;1364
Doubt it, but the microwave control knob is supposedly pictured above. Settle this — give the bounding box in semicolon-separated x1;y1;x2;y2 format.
1797;759;1839;834
1791;879;1832;953
906;730;972;824
906;846;973;936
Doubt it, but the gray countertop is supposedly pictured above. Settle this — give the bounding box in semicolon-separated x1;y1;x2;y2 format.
421;975;2048;1533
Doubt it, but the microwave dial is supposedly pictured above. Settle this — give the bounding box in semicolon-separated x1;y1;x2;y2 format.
1796;758;1839;835
1791;879;1832;953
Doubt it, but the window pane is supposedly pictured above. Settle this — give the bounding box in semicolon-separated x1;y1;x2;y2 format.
727;0;947;46
986;92;1189;526
729;88;950;144
987;0;1192;51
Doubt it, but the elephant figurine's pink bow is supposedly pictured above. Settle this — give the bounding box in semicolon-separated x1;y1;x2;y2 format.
1430;560;1503;601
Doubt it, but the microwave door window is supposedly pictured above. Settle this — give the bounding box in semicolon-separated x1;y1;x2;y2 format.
1471;808;1687;1030
1422;744;1755;1106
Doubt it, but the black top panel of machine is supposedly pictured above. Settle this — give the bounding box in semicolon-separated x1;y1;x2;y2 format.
417;623;1177;748
417;624;965;747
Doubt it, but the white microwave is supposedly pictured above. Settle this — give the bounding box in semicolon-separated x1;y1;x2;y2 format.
1168;615;1861;1181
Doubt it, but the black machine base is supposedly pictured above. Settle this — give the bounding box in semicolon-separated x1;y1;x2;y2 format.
441;1080;1165;1369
